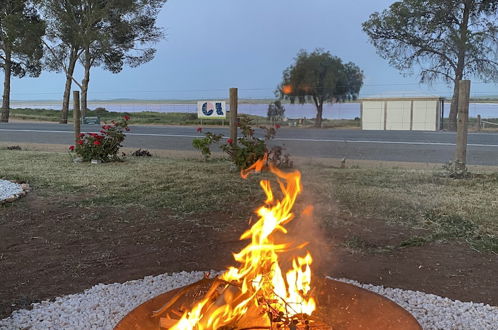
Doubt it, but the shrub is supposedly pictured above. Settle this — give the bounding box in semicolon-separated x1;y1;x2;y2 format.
69;116;130;162
267;100;285;122
130;149;152;157
192;116;292;169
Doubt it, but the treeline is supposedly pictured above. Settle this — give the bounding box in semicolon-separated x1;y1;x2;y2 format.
0;0;167;123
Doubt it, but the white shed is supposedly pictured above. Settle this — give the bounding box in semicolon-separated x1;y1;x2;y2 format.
360;97;444;131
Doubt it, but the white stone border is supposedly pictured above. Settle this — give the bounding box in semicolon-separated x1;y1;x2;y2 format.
0;271;497;330
0;180;30;205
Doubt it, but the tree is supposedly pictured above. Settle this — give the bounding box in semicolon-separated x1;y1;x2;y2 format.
362;0;498;131
41;0;166;118
267;100;285;123
0;0;45;122
278;49;363;128
77;0;166;115
41;0;84;123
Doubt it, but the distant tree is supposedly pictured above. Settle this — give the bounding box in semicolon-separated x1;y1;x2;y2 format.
0;0;45;122
278;49;363;128
41;0;166;118
267;100;285;123
362;0;498;131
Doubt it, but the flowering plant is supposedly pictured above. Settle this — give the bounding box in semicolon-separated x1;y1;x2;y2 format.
220;116;284;169
192;116;292;169
69;116;130;162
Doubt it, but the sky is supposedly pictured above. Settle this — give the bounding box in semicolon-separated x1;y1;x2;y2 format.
10;0;498;101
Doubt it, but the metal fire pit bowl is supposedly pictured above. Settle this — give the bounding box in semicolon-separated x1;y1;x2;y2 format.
115;277;421;330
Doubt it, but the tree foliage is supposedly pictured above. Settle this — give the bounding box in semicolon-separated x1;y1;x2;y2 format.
267;100;285;122
362;0;498;130
278;49;363;127
41;0;166;115
0;0;45;122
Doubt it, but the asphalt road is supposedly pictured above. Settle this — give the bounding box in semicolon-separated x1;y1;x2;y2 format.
1;122;497;165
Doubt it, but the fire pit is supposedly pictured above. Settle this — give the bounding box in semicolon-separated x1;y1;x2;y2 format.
115;159;421;329
115;276;421;329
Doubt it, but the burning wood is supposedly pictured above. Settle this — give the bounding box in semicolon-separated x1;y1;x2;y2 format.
154;159;320;329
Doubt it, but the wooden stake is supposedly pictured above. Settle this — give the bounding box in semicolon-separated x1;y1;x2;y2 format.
73;90;81;143
476;114;481;132
229;88;238;144
455;80;471;170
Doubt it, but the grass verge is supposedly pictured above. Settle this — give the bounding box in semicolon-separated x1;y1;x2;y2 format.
302;165;498;253
8;108;361;128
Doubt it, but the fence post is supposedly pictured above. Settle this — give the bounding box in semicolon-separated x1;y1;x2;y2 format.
476;114;481;132
455;80;471;171
73;90;81;143
230;88;238;145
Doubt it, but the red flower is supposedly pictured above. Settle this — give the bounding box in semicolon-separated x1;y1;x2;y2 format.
123;115;130;121
93;140;101;146
102;125;112;130
78;133;85;138
227;138;233;144
196;127;202;133
77;140;84;145
275;124;281;129
100;130;105;134
96;134;104;139
69;145;75;151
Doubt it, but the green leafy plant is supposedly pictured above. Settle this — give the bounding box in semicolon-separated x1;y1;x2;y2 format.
192;128;223;160
221;116;292;169
439;161;471;179
192;117;293;169
267;100;285;123
69;116;130;162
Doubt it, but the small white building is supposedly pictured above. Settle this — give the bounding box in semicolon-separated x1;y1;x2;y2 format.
360;96;444;131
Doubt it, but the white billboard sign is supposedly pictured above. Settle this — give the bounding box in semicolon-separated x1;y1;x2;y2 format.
197;101;226;119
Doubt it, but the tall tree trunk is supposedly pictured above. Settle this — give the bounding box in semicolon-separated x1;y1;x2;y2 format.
315;103;323;128
449;80;460;131
448;0;471;131
312;96;324;128
60;48;78;124
81;48;91;117
1;50;12;123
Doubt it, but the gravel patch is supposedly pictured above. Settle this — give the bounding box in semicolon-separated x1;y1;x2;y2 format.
0;180;23;202
1;271;497;330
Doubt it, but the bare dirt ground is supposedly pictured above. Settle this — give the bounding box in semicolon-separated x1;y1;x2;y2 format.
1;192;497;319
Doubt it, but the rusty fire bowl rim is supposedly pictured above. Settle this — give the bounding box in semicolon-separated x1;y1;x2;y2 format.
114;277;422;330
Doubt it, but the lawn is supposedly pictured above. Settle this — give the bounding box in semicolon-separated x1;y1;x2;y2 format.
1;149;497;318
1;150;496;251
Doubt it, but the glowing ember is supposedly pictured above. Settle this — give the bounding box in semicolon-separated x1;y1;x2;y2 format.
159;159;316;329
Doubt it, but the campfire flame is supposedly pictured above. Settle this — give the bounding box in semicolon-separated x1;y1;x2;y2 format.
165;159;315;329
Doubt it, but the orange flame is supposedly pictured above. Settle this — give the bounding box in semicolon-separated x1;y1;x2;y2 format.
169;159;315;329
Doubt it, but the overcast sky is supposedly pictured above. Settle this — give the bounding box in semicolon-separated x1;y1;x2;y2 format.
10;0;498;101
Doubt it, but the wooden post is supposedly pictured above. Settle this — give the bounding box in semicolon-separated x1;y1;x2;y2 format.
73;90;81;143
229;88;238;144
476;115;481;131
455;80;471;171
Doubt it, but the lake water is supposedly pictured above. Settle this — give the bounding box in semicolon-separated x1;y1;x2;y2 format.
11;101;498;119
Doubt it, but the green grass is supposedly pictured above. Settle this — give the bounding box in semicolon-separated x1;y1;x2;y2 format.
8;107;361;128
302;166;498;252
0;150;266;215
1;150;496;252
